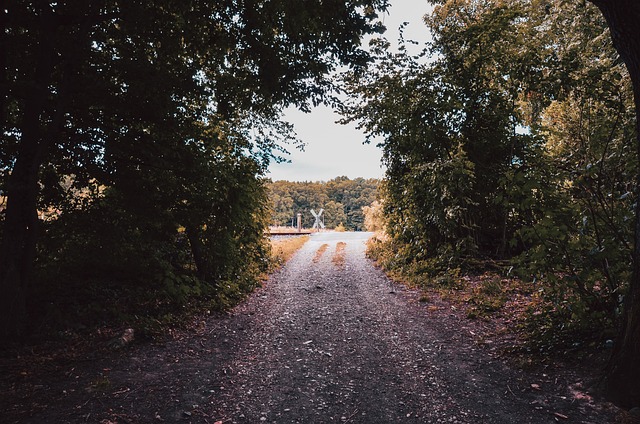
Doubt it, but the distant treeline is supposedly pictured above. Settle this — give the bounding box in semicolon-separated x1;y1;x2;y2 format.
268;177;379;231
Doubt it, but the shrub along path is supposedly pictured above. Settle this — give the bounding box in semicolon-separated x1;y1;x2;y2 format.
1;232;619;423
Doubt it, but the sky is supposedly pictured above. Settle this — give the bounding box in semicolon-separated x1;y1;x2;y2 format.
266;2;433;182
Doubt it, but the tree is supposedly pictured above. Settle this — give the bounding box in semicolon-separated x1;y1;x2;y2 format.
343;1;640;405
341;0;542;268
0;0;389;338
363;199;384;232
588;0;640;407
323;200;348;229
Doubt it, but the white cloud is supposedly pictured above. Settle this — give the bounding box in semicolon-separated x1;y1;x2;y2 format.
267;105;385;182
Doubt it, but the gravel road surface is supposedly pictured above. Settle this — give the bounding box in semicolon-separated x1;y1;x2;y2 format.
2;231;617;423
203;232;613;424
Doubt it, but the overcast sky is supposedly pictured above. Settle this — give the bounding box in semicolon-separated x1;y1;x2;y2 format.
266;2;433;182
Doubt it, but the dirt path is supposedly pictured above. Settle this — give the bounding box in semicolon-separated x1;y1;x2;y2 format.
2;232;618;423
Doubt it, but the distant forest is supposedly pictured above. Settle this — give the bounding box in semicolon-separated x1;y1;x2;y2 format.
268;177;379;231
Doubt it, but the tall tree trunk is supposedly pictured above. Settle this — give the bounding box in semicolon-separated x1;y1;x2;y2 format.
0;19;56;339
590;0;640;408
186;226;209;282
0;1;7;133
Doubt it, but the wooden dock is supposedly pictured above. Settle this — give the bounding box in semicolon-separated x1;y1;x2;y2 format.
268;229;313;236
267;226;316;236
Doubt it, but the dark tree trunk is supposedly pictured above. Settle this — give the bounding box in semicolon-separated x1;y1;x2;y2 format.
590;0;640;408
186;226;210;282
0;18;56;339
0;2;7;133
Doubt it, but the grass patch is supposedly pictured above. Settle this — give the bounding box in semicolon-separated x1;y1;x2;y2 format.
269;236;310;271
366;235;519;319
313;244;330;263
464;275;511;319
332;242;347;268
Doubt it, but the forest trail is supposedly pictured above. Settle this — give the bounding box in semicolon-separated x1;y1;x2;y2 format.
2;232;617;423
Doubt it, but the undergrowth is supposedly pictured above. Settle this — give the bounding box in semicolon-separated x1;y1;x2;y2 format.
366;233;616;356
26;235;309;342
332;242;347;268
269;236;310;270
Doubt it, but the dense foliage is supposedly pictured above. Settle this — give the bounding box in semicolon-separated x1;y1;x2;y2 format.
0;0;389;337
268;177;379;230
342;0;636;350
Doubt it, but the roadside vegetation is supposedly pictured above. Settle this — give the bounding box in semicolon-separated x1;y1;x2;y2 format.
269;236;311;272
368;229;612;356
350;0;640;406
1;2;390;339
